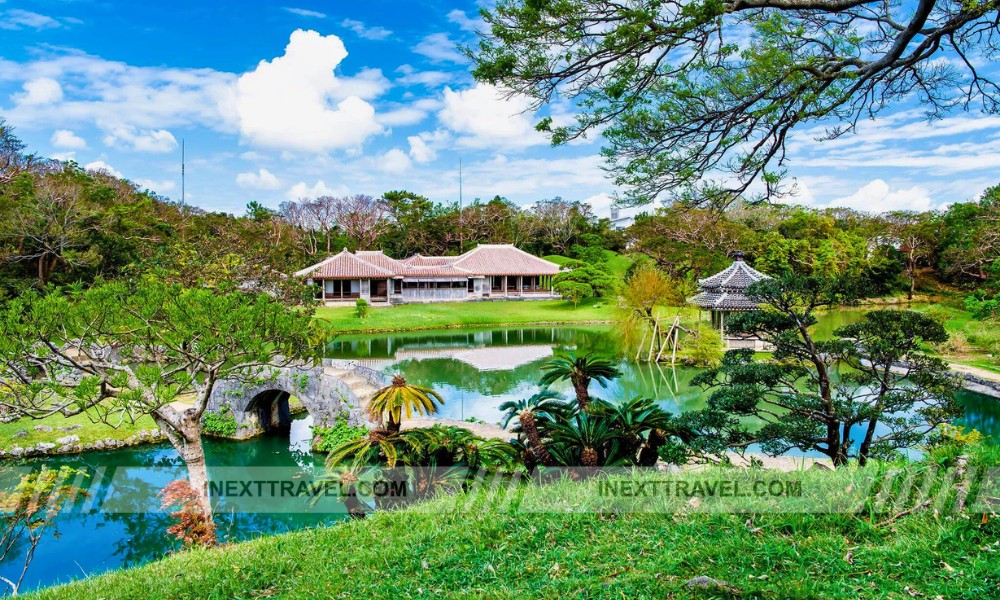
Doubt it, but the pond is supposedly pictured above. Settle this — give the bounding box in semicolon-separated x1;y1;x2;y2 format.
4;317;998;592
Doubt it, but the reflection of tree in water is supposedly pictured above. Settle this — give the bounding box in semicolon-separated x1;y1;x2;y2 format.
957;392;1000;441
389;357;551;397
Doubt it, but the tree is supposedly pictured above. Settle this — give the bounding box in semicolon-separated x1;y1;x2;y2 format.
0;118;38;186
1;173;104;286
538;352;621;410
0;281;319;526
883;211;941;300
554;280;592;307
472;0;1000;208
499;390;567;467
692;277;960;466
329;194;391;250
368;374;444;433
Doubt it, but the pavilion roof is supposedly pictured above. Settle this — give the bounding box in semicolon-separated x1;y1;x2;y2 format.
689;253;771;311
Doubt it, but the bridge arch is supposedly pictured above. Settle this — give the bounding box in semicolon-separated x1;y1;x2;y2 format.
205;364;370;440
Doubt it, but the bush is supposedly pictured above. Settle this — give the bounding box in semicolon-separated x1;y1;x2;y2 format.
965;292;1000;320
313;414;368;453
202;406;238;437
355;298;370;319
680;325;724;368
554;281;593;307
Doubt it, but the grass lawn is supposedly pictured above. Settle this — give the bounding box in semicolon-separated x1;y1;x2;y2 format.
0;409;157;453
543;250;635;277
315;298;616;334
909;302;1000;376
29;450;1000;599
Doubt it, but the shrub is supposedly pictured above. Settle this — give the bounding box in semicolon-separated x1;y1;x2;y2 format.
355;298;370;319
924;424;985;467
313;414;368;453
680;325;724;368
202;406;238;437
554;281;593;307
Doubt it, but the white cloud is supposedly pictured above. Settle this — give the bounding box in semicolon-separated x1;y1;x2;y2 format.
84;160;123;178
0;9;62;30
50;151;76;162
414;33;466;64
407;135;436;163
438;83;544;148
446;9;480;32
235;29;383;152
285;179;348;201
395;66;454;88
341;18;392;40
236;168;282;190
134;178;177;193
13;77;63;105
103;126;178;153
51;129;86;149
829;179;933;213
284;7;326;18
380;148;411;173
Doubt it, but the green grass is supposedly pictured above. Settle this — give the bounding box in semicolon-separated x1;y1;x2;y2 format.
910;303;1000;375
315;298;616;334
0;410;157;453
29;451;1000;599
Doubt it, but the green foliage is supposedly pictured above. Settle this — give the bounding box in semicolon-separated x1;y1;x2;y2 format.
553;280;592;307
553;260;617;299
965;292;1000;320
692;282;962;466
355;298;370;319
201;407;238;438
538;351;621;409
313;414;369;453
367;374;444;432
679;325;724;368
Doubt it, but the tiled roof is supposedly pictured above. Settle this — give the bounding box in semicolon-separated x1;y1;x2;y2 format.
452;245;561;276
689;255;771;311
403;254;459;267
356;251;411;273
294;249;395;279
296;244;560;279
697;258;770;292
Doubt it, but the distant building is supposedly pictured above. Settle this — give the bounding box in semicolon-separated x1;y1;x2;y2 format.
689;251;771;350
295;244;561;305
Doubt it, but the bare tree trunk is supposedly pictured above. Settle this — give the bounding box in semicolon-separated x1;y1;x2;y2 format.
153;408;214;524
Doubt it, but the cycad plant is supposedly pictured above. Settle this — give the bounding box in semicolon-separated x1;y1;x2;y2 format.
549;413;623;467
499;390;571;467
538;352;622;410
368;374;444;433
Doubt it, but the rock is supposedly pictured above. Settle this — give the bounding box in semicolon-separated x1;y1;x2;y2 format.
149;428;161;438
683;576;740;594
13;430;28;438
57;444;80;454
35;442;56;452
90;440;106;450
33;425;53;433
9;447;24;457
57;424;83;432
56;435;80;445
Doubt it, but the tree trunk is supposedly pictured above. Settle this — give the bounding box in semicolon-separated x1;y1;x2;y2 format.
572;378;590;411
153;409;214;527
908;259;916;301
519;411;555;466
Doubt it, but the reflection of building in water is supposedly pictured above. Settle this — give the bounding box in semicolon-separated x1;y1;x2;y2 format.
351;345;554;372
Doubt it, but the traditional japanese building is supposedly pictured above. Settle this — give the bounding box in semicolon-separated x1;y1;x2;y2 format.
689;251;771;349
295;244;562;304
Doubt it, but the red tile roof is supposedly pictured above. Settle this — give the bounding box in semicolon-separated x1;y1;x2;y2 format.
296;245;560;279
294;250;395;279
452;245;560;276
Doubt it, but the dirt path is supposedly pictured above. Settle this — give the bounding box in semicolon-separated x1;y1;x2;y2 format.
948;362;1000;383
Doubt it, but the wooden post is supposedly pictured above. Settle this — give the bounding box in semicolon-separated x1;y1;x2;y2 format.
647;319;658;362
503;275;507;297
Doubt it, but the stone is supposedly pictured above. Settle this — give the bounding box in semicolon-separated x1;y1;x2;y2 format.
9;447;24;457
13;430;28;438
149;428;161;438
683;576;740;593
90;440;106;450
58;424;83;432
56;435;80;445
33;425;53;433
35;442;56;452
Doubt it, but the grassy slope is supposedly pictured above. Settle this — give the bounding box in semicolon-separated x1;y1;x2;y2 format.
0;410;157;453
29;459;999;599
910;302;1000;375
315;298;616;334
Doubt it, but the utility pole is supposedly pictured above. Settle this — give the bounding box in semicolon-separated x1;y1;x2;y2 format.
458;156;464;254
181;138;185;207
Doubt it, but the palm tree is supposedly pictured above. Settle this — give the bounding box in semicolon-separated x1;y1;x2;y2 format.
499;390;570;467
538;352;622;410
587;397;674;465
368;374;444;433
549;413;623;467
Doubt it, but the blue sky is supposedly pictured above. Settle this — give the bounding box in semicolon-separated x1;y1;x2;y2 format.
2;0;999;218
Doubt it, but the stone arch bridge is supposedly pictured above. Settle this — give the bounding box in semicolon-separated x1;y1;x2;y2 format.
204;361;384;439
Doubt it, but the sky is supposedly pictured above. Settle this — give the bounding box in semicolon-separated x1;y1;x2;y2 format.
2;0;999;218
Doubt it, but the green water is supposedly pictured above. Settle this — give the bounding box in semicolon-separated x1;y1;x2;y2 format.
4;313;997;592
